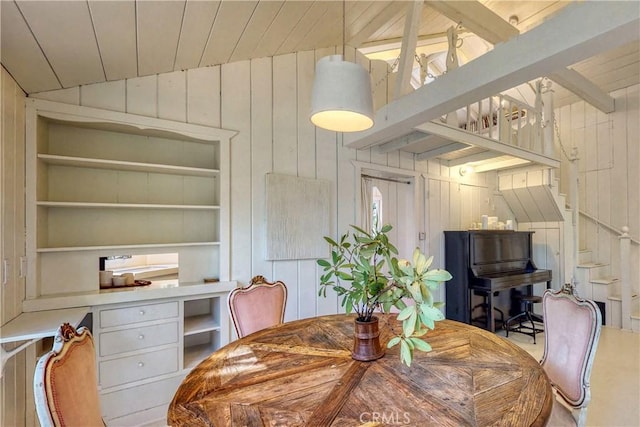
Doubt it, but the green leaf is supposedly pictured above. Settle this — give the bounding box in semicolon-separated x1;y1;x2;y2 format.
403;310;417;337
324;236;338;246
421;304;445;321
410;337;432;353
317;259;330;267
400;339;412;367
424;269;453;282
419;311;436;330
397;305;415;321
351;224;371;236
345;298;353;314
387;336;401;348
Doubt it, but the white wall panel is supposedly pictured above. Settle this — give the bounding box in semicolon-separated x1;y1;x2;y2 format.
296;50;321;319
81;80;126;112
126;76;157;117
250;57;273;278
271;52;299;319
1;65;27;427
187;67;221;128
313;46;340;316
221;60;252;285
158;71;187;122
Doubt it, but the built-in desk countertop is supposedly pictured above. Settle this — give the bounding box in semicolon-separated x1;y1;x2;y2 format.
22;280;237;312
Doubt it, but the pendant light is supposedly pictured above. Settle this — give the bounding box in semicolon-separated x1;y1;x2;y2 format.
310;1;374;132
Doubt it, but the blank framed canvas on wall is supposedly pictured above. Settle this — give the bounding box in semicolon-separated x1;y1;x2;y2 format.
265;173;331;260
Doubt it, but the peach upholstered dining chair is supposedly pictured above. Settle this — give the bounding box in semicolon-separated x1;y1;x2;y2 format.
540;283;602;427
228;275;288;338
34;323;104;427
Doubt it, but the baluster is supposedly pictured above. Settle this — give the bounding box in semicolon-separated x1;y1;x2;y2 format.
620;226;631;330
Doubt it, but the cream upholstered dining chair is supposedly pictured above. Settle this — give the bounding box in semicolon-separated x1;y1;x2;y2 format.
228;275;288;338
540;283;602;427
34;323;104;427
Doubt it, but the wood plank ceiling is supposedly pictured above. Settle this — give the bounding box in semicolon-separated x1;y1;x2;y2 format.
1;1;638;170
2;1;638;102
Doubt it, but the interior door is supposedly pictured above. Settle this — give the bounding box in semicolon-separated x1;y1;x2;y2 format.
360;175;416;261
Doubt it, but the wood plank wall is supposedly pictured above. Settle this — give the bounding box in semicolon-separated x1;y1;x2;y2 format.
30;46;492;321
1;66;27;427
556;84;639;287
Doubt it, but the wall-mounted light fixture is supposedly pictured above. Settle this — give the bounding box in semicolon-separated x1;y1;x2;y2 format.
459;165;474;176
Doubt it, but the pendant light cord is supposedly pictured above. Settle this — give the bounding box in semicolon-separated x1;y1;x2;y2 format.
342;0;346;57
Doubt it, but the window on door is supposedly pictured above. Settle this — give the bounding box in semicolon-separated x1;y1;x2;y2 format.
371;186;383;232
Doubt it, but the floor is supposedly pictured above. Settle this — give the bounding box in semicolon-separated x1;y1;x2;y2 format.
502;325;640;427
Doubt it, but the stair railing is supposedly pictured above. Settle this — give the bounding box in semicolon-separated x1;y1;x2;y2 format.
579;213;638;330
620;227;632;330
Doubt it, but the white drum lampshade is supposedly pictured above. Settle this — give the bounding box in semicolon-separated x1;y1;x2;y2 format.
310;55;374;132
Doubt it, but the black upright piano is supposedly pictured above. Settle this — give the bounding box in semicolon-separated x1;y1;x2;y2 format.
444;230;552;332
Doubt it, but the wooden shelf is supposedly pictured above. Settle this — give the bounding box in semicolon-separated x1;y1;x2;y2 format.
184;315;220;336
37;242;220;253
37;201;220;210
38;154;219;177
183;342;218;370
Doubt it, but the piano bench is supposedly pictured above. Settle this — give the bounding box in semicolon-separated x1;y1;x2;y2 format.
505;295;544;344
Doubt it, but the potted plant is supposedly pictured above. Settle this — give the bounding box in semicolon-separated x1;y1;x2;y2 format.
317;224;452;367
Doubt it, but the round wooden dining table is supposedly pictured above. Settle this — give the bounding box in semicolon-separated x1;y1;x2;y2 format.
168;314;552;426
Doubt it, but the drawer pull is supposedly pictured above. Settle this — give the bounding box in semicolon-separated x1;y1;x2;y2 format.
138;334;145;340
139;310;145;316
138;362;144;368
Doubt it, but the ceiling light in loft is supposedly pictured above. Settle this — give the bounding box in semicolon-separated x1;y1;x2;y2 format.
310;55;374;133
459;165;474;176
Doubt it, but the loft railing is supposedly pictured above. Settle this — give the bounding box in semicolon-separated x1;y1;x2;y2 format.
443;93;543;154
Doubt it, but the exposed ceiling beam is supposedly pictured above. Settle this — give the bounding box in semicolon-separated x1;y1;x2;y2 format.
394;0;423;99
447;151;506;167
428;0;615;113
375;130;431;154
415;142;470;161
425;0;519;45
472;158;531;173
358;30;473;55
415;122;559;168
548;68;616;113
344;1;639;150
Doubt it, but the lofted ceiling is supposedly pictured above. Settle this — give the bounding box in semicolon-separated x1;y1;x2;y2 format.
1;1;639;171
1;1;637;103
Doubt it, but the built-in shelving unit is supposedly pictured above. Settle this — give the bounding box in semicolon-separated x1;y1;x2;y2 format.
23;99;238;425
25;99;236;297
183;297;222;369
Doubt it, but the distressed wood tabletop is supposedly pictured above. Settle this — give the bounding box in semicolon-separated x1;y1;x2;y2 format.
168;314;552;426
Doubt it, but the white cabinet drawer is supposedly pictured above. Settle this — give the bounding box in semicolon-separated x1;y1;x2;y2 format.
99;322;179;357
99;347;178;389
101;373;185;420
99;301;178;328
